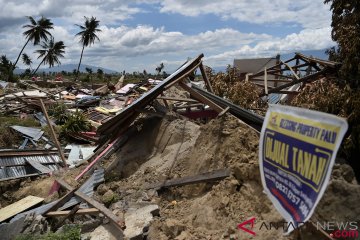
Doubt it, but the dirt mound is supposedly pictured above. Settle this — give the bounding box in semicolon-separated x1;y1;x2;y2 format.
100;113;360;239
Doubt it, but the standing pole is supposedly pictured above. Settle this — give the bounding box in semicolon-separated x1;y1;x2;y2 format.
39;99;67;168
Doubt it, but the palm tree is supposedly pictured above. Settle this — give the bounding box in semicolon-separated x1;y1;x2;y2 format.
0;55;15;81
32;37;65;75
22;53;33;70
75;16;101;80
13;16;54;69
155;62;164;77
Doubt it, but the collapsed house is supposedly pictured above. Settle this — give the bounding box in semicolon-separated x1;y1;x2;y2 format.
0;53;358;240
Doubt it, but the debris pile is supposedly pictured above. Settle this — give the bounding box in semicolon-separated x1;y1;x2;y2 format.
0;53;359;240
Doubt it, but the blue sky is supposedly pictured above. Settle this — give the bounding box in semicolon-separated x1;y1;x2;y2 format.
0;0;334;73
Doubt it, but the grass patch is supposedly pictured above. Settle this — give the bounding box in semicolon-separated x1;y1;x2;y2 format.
15;225;81;240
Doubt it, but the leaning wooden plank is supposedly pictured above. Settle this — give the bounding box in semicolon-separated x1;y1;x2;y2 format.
145;169;231;190
54;204;80;229
178;81;223;113
42;188;76;215
25;158;52;174
0;196;44;222
46;208;100;217
281;61;300;80
199;62;214;93
75;190;125;235
157;96;199;103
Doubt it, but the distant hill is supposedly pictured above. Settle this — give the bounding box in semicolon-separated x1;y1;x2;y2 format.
14;64;119;75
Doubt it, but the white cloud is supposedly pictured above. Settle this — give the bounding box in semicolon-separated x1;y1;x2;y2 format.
0;1;334;72
159;0;331;29
205;27;334;66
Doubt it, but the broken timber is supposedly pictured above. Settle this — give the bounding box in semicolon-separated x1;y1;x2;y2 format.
55;178;125;234
145;169;230;190
97;54;218;145
191;84;264;132
46;208;99;217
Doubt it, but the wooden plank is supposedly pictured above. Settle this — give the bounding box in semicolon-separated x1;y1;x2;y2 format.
259;70;326;97
46;208;100;217
55;177;124;235
282;61;300;80
264;67;268;95
145;169;230;190
157;96;199;103
43;188;76;215
39;99;67;167
56;178;74;191
0;196;44;222
25;157;52;174
163;61;202;90
199;62;214;93
218;106;230;117
75;190;125;231
54;204;80;229
178;81;224;113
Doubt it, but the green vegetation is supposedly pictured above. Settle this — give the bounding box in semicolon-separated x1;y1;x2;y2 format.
325;0;360;87
60;110;91;136
13;16;54;72
15;225;81;240
32;37;66;75
0;116;40;148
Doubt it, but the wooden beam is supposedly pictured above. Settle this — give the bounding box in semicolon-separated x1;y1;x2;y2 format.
281;61;300;80
145;169;231;190
56;178;74;191
178;81;224;113
259;70;326;97
218;106;230;117
55;178;125;234
157;96;199;103
43;188;76;215
54;204;80;229
173;103;205;110
199;62;214;93
254;83;274;89
264;67;268;95
46;208;100;217
25;158;52;174
164;61;201;90
39;99;67;167
75;190;125;231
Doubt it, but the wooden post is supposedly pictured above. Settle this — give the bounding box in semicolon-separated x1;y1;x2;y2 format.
264;67;268;96
178;81;223;113
199;63;214;93
39;99;67;168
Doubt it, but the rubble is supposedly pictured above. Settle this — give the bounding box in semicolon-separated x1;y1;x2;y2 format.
0;53;358;240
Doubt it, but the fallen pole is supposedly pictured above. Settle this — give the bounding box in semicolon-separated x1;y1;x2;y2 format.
39;99;67;167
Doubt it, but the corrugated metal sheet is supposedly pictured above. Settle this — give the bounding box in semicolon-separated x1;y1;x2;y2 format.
0;154;61;180
268;93;281;104
10;126;44;141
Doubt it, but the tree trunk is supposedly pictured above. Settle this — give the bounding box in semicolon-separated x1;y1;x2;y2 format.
32;57;46;76
13;38;31;69
75;44;85;81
